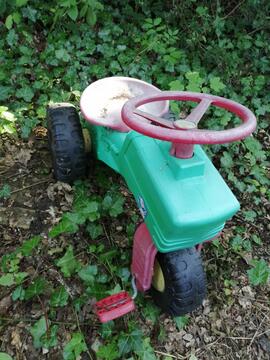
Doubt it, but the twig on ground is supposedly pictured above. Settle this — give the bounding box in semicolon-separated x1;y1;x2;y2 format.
72;307;94;360
154;350;181;359
11;179;51;194
248;314;267;349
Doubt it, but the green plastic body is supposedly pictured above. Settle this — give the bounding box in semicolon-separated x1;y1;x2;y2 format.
88;124;240;253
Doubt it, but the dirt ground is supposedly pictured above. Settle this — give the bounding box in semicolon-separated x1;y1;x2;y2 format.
0;131;269;360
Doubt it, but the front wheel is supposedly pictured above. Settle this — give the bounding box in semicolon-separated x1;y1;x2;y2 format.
151;248;206;316
47;103;87;183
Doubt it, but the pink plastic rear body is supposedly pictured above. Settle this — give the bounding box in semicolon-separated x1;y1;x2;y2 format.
131;223;157;292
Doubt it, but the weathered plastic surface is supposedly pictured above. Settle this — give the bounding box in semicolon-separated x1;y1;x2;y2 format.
80;83;257;252
86;124;240;252
121;91;257;144
95;291;135;323
80;77;169;132
131;223;157;291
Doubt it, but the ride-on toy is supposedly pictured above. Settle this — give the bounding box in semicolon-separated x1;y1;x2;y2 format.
47;77;256;323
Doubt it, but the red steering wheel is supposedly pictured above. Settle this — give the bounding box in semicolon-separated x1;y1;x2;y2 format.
121;91;256;145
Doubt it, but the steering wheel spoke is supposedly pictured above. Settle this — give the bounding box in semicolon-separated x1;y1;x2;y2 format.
184;98;212;126
134;109;175;129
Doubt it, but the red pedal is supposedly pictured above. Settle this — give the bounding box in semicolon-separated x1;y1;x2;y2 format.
95;291;135;323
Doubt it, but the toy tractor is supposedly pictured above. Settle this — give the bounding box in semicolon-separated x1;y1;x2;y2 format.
47;77;256;322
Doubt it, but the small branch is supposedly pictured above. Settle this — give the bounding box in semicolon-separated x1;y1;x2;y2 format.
248;314;267;349
0;316;94;326
235;214;262;230
221;1;245;20
154;350;179;359
11;179;51;194
72;307;94;360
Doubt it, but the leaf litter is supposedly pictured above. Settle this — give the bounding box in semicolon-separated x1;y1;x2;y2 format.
0;133;269;359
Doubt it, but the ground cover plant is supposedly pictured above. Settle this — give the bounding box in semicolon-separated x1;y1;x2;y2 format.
0;0;269;359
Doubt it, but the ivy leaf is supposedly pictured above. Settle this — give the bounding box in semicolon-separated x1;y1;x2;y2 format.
102;195;112;210
86;223;103;239
55;48;71;62
0;184;11;199
30;317;47;349
81;201;100;222
67;6;78;21
169;79;184;91
49;212;85;238
63;332;87;360
30;317;58;349
24;277;47;300
247;259;270;286
0;353;13;360
50;286;69;307
86;8;97;26
243;210;257;222
209;77;225;92
12;285;25;301
78;265;97;284
118;329;143;356
6;29;19;47
220;151;233;168
97;342;119;360
0;86;12;101
0;273;15;286
56;246;81;277
16;87;35;102
5;15;13;30
185;72;204;92
41;324;58;349
109;197;124;217
14;272;28;284
16;0;29;6
174;315;189;330
20;236;41;256
135;337;157;360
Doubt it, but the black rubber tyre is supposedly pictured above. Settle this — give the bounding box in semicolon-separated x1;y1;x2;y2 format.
47;103;87;183
151;248;206;316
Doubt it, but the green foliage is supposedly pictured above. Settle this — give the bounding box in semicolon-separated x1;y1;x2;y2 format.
30;317;48;348
0;353;13;360
30;317;58;349
0;2;269;358
20;236;42;256
247;259;270;286
0;107;16;135
49;181;125;238
78;264;97;284
50;286;69;307
24;277;47;300
63;332;87;360
0;273;15;286
56;246;81;277
97;342;119;360
98;324;157;360
174;315;189;330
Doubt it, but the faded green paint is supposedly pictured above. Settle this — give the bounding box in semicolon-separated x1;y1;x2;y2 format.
86;123;239;252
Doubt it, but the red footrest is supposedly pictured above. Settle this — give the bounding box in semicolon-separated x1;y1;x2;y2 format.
95;291;135;323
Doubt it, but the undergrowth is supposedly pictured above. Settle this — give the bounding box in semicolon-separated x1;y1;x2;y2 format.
0;1;269;359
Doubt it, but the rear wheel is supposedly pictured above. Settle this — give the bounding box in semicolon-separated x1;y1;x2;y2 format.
47;103;87;183
151;248;206;316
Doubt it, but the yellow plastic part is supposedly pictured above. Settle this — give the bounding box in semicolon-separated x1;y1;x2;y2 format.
82;128;91;153
152;259;165;292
